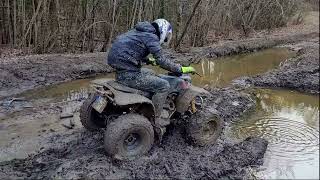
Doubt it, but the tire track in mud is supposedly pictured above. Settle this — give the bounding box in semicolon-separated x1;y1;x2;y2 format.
0;130;268;179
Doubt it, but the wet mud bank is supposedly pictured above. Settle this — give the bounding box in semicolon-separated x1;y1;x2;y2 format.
173;32;318;64
0;88;267;179
191;87;256;123
0;53;113;98
234;39;319;94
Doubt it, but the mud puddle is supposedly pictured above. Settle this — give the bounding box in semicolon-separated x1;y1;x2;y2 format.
227;89;319;179
155;48;294;87
192;48;294;87
11;48;292;103
14;73;115;102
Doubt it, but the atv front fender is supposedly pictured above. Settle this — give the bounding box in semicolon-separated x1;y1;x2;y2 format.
176;85;210;114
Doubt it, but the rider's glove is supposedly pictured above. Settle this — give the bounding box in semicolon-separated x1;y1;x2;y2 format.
148;55;157;66
181;66;196;74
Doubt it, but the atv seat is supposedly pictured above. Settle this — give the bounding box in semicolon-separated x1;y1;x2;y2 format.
92;79;152;98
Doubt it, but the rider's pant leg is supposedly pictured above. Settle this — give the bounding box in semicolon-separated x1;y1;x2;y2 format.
116;68;170;117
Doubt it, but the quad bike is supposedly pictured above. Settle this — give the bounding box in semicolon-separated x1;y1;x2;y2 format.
80;72;223;160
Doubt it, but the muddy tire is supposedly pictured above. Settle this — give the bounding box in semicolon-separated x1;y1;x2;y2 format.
80;94;104;131
104;113;154;160
186;115;223;146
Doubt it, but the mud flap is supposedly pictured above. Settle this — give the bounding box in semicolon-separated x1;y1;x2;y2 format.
92;96;108;113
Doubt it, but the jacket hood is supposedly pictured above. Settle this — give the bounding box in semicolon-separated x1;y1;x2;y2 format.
135;22;156;33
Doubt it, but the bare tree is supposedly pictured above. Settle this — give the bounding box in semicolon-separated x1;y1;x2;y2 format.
0;0;304;53
175;0;202;49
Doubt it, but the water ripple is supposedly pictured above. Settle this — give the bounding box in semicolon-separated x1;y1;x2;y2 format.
234;117;319;163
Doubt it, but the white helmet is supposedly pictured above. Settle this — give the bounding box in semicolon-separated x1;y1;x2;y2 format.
153;19;173;45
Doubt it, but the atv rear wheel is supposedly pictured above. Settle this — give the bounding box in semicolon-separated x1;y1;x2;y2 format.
104;113;154;160
186;115;223;146
80;94;105;131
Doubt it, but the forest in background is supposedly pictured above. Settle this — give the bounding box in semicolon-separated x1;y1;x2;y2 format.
0;0;318;53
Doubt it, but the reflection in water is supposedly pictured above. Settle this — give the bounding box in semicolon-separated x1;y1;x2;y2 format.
229;89;319;179
192;48;294;87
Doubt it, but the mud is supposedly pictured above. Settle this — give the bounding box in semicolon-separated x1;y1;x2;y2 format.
234;39;319;94
0;53;113;98
192;87;256;123
0;132;267;179
173;32;318;64
0;87;267;179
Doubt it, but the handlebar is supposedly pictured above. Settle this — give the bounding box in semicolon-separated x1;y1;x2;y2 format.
168;71;203;77
193;71;203;77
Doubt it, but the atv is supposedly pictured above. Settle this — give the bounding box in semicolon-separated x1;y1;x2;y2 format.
80;72;223;160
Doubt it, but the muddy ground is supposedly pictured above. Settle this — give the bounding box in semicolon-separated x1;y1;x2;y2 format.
0;32;318;99
0;87;268;179
173;32;318;64
233;38;319;94
0;53;113;98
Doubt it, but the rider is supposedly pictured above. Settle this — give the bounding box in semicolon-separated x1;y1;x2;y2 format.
107;19;195;124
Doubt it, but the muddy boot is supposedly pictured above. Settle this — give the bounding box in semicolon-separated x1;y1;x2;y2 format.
152;92;170;127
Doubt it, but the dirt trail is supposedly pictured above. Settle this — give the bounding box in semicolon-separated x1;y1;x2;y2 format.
234;39;319;94
0;87;267;179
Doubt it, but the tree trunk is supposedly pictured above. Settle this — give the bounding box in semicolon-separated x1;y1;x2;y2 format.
106;0;120;53
174;0;182;48
21;0;43;47
130;0;138;28
174;0;202;49
159;0;165;18
138;0;143;22
6;0;12;44
13;0;17;46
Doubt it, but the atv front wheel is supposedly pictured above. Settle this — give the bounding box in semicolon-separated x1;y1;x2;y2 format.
186;115;223;146
80;94;105;131
104;113;154;160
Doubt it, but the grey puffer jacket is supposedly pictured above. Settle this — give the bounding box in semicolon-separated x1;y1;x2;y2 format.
107;22;181;73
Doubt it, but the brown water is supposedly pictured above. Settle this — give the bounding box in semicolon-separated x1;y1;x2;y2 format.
151;48;294;88
17;74;115;102
227;89;319;179
191;48;293;87
4;48;319;178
